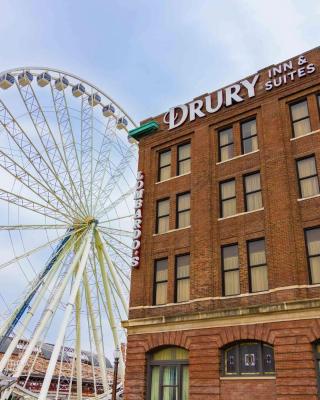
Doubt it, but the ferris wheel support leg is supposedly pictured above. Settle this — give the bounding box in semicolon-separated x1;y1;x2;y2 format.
0;233;77;377
83;268;109;395
95;237;125;379
38;228;94;400
75;288;82;399
95;231;128;315
3;232;90;400
0;229;74;342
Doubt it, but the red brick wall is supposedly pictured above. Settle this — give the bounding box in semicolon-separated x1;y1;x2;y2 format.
129;47;320;319
124;318;320;400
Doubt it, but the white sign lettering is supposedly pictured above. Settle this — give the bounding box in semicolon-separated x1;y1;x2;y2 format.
131;171;144;268
163;54;317;130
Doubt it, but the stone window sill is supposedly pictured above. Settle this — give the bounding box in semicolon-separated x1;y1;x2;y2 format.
220;376;276;380
216;149;259;165
298;194;320;202
153;225;191;236
156;172;191;185
218;208;264;221
290;128;320;141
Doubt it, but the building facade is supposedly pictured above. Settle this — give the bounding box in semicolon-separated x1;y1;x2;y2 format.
124;47;320;400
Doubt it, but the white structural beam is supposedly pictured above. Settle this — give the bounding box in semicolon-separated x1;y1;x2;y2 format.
38;228;94;400
95;232;125;378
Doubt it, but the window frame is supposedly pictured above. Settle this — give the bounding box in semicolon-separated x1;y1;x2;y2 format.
177;142;191;176
175;253;190;303
219;178;236;218
153;258;168;305
158;148;171;182
314;341;320;398
240;117;258;155
290;98;311;138
176;191;191;229
296;154;320;199
221;243;240;297
243;171;263;212
247;238;268;293
221;341;275;377
156;197;170;234
218;126;234;162
147;348;189;400
304;226;320;285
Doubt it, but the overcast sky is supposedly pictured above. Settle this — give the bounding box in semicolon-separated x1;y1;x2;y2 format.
1;0;319;124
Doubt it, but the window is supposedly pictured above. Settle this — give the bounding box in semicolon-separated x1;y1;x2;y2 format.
153;259;168;305
156;199;170;234
220;179;236;218
148;347;189;400
305;227;320;284
222;244;240;296
223;341;275;376
290;99;311;137
176;192;190;228
158;149;171;182
296;156;319;198
218;127;234;161
248;239;268;292
244;172;263;211
175;254;190;302
314;341;320;398
241;119;258;154
177;143;191;175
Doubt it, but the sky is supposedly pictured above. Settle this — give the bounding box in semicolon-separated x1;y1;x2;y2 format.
1;0;319;125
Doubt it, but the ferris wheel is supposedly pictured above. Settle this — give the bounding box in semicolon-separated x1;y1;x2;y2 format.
0;67;138;399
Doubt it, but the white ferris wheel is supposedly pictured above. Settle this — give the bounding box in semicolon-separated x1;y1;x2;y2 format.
0;68;138;399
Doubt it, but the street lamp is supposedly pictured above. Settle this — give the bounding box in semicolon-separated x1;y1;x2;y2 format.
112;346;120;400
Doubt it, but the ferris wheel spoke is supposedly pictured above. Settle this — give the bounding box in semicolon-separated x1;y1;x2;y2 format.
96;185;136;219
95;231;128;315
99;214;134;224
0;188;71;223
0;150;74;218
0;229;79;272
0;100;82;219
15;82;85;217
93;145;136;215
0;224;70;231
50;81;89;216
80;96;94;212
99;226;133;238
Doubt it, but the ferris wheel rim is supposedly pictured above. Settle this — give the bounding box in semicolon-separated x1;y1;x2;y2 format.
0;66;138;128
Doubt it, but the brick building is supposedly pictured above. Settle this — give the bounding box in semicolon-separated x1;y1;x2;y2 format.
123;47;320;399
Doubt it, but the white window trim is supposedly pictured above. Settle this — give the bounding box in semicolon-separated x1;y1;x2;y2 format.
216;149;259;165
290;128;320;141
218;208;264;221
298;193;320;202
153;225;191;236
156;172;191;185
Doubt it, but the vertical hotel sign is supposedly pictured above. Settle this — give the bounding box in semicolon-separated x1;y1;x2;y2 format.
131;171;144;268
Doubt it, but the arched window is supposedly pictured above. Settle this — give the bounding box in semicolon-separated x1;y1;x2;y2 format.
222;341;275;376
147;346;189;400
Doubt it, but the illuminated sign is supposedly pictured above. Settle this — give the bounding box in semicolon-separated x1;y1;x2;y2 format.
131;171;144;268
164;54;316;130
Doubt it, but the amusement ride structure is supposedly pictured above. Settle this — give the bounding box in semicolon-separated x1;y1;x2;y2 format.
0;68;137;399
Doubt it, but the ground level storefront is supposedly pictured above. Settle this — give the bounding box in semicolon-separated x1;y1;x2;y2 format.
123;299;320;399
